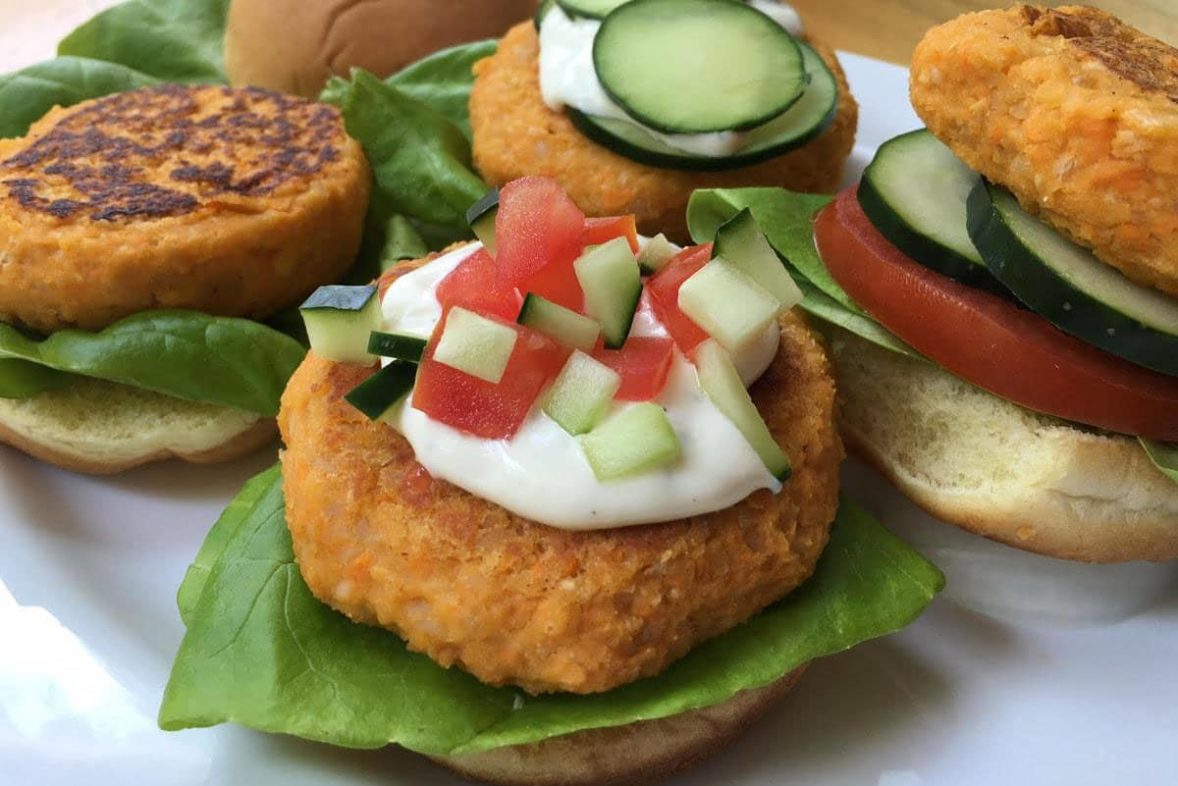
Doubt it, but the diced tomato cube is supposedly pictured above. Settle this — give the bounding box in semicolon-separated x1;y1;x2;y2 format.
436;248;522;322
495;177;586;289
413;315;570;440
594;336;675;401
583;215;640;254
645;243;713;353
521;257;584;312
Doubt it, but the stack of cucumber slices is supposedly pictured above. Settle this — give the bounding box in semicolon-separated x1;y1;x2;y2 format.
299;180;802;488
539;0;839;170
860;129;1178;377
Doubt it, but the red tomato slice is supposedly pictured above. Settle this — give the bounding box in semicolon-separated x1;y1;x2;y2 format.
583;215;640;254
645;243;713;353
495;176;586;289
521;257;583;312
816;187;1178;441
436;248;522;322
594;336;675;401
413;313;570;440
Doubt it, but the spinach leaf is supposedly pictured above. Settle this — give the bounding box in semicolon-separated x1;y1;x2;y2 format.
1141;440;1178;486
0;312;304;416
0;359;71;399
160;468;942;755
0;56;158;139
57;0;230;83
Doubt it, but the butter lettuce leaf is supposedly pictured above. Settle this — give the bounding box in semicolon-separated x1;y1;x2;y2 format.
1141;440;1178;486
159;467;943;755
0;312;303;416
687;188;918;359
57;0;230;83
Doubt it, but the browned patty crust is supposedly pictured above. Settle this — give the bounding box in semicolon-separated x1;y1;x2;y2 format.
0;84;370;332
280;262;843;695
471;22;858;241
911;5;1178;298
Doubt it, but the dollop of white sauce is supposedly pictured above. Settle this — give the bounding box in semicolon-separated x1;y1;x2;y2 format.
379;243;781;530
538;1;805;158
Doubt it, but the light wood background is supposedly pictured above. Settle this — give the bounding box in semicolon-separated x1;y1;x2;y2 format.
1;1;1176;72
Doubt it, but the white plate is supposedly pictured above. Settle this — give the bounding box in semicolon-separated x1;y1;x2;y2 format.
1;42;1177;786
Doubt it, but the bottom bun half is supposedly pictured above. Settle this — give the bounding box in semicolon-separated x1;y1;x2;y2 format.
432;666;807;786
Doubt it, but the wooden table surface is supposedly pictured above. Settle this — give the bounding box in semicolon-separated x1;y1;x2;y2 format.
791;0;1178;64
2;1;1177;73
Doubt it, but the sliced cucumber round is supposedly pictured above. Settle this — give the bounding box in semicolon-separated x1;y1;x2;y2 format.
556;0;628;19
568;40;836;171
593;0;806;135
967;180;1178;377
858;129;1007;295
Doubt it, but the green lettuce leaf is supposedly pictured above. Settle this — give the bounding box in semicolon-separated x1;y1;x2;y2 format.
0;312;304;416
687;188;919;359
387;40;497;139
1141;440;1178;485
0;359;70;398
159;467;943;756
0;56;159;139
57;0;230;83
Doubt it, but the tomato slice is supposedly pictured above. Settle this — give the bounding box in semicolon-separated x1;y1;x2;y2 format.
436;248;522;322
583;215;640;254
521;256;583;312
816;187;1178;441
495;176;586;289
646;243;713;353
594;336;675;401
413;314;570;439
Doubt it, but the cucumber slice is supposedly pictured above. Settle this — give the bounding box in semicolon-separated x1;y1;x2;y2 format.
574;237;642;349
544;351;622;435
568;41;837;171
433;307;518;384
518;294;601;352
466;188;500;255
556;0;628;18
678;260;779;352
967;180;1178;377
344;361;417;421
858;129;1006;294
367;331;427;363
300;285;381;365
593;0;806;135
638;233;677;275
580;402;682;480
694;340;790;481
713;208;803;310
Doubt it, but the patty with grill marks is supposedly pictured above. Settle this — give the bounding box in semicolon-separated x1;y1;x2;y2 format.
0;84;370;333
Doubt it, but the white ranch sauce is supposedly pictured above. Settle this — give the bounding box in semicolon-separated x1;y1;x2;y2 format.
538;1;804;158
380;243;781;530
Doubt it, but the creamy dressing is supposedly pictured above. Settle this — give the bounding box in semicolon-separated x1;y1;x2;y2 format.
379;243;781;530
538;1;805;158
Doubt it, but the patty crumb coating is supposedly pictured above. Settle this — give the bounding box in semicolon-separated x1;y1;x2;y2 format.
470;22;857;242
0;84;370;333
279;258;843;695
911;5;1178;298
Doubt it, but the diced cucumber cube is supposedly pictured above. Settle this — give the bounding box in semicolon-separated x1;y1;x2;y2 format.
518;294;602;352
574;237;642;349
638;233;678;274
300;285;381;365
344;360;417;422
433;307;518;384
368;331;427;363
544;351;621;435
713;209;803;311
467;188;500;255
678;260;779;352
580;402;682;481
694;340;790;481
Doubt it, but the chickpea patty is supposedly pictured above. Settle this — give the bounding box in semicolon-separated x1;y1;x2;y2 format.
911;5;1178;298
470;22;857;242
0;84;370;333
279;261;843;695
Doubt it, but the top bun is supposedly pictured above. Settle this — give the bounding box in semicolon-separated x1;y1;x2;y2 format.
225;0;539;97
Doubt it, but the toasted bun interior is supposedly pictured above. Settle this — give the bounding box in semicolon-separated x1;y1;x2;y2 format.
433;666;806;786
826;326;1178;563
0;378;275;474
